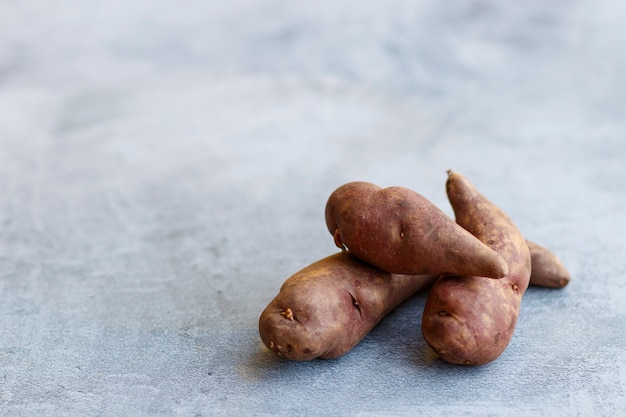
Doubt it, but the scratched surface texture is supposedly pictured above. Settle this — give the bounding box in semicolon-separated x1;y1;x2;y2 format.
1;1;625;416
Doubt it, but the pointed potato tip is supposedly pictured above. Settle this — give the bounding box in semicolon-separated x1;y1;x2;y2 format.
478;257;509;279
493;259;509;278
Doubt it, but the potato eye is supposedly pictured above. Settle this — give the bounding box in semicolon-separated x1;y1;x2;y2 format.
280;308;295;321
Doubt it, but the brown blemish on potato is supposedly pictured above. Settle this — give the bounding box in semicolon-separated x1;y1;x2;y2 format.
347;290;362;317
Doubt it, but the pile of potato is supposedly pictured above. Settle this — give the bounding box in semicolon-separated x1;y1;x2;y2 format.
258;171;570;365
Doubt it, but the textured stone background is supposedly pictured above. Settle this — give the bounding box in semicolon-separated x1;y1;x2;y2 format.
1;1;625;416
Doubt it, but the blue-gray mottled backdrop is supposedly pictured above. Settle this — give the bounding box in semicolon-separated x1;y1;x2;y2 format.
1;1;625;416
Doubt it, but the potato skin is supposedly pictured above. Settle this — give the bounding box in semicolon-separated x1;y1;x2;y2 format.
259;252;434;360
421;171;531;365
527;240;571;289
324;181;508;278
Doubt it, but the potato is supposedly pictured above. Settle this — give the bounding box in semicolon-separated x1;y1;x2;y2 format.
527;240;571;289
325;181;508;278
259;252;434;360
421;171;532;365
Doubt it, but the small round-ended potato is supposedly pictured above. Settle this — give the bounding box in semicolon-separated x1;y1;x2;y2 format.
259;252;434;360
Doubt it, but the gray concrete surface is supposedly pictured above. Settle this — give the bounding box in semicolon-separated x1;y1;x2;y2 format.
1;1;625;416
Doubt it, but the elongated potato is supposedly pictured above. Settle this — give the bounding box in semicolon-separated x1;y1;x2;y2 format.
259;252;435;360
527;240;571;288
421;171;531;365
260;242;564;362
325;181;508;278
